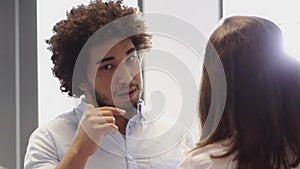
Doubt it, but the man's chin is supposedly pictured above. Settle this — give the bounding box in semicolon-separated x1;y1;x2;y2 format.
113;92;140;110
115;99;139;111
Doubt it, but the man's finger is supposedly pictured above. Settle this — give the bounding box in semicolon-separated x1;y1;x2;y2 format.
87;103;96;110
93;116;115;124
101;123;118;134
86;104;126;115
98;107;126;115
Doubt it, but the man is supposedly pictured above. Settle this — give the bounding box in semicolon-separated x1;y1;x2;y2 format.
24;1;193;169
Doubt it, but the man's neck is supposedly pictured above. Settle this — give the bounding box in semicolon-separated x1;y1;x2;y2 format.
114;116;128;135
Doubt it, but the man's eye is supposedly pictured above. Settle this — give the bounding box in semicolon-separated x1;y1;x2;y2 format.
100;64;113;70
126;55;137;63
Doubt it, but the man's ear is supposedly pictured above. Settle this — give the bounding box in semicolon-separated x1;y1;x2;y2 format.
79;82;88;91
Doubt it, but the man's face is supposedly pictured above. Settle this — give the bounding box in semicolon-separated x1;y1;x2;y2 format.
85;38;142;112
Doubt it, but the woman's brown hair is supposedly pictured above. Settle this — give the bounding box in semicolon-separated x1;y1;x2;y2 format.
197;16;300;169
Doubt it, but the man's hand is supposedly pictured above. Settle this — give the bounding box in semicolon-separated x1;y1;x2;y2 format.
56;104;125;169
74;104;126;156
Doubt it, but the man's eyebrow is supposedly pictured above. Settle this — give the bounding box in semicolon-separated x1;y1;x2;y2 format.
95;47;136;65
96;56;115;65
126;47;136;55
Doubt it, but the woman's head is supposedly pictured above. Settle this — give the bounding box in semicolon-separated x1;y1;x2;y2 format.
198;16;300;169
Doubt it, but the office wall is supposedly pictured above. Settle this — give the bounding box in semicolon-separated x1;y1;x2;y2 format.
0;1;16;168
143;0;220;36
142;0;220;141
0;0;38;168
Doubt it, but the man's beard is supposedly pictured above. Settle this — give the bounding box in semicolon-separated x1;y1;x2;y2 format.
97;90;140;119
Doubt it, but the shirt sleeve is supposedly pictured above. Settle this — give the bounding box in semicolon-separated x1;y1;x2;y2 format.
24;127;59;169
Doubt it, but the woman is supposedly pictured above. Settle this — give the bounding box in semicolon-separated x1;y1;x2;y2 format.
179;16;300;169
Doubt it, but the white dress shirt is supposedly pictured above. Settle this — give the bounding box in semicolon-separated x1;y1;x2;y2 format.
24;100;194;169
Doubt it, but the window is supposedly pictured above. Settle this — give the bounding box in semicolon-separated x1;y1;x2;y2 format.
223;0;300;61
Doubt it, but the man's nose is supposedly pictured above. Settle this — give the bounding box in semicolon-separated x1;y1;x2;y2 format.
115;63;133;84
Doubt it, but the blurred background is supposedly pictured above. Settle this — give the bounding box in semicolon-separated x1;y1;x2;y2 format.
0;0;299;168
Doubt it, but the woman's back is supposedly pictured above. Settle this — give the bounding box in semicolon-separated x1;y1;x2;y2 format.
179;16;300;169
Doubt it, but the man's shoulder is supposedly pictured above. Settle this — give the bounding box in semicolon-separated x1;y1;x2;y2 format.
27;110;78;151
31;110;78;139
45;110;78;132
53;109;78;122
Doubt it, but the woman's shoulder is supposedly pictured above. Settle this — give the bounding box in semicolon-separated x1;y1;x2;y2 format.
179;140;236;169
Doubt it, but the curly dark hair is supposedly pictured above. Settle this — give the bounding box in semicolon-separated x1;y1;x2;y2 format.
46;0;152;97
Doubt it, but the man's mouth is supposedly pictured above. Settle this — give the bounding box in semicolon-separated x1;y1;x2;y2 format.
115;86;138;100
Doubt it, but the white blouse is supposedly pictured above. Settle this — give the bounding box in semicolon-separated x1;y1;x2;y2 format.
178;141;236;169
178;141;300;169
